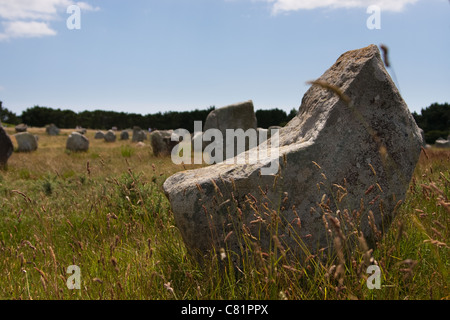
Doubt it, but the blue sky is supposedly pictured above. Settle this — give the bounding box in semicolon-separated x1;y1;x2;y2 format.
0;0;449;116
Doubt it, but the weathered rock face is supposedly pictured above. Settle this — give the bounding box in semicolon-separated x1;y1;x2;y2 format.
104;130;117;143
150;130;179;156
203;100;257;161
163;45;423;262
0;127;14;167
15;132;38;152
94;131;105;139
66;132;89;152
46;124;60;136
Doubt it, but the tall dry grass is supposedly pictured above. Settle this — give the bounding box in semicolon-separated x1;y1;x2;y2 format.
0;128;448;300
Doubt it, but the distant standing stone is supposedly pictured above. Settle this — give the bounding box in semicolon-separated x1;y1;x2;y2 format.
0;127;14;167
46;124;60;136
76;128;87;135
150;130;179;156
120;130;129;140
104;130;117;143
66;132;89;152
15;132;38;152
132;126;147;142
94;131;105;139
203;100;258;160
435;138;450;148
15;124;28;133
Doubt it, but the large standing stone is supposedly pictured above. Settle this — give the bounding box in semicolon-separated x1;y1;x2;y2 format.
0;127;13;167
15;132;38;152
46;124;60;136
66;132;89;152
150;130;179;156
203;100;257;161
163;45;423;262
104;130;117;143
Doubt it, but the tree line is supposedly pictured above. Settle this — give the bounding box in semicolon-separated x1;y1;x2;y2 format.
0;101;298;132
2;102;446;140
412;103;450;144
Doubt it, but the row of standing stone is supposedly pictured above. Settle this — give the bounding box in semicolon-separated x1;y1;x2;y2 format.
66;127;150;151
93;128;147;142
0;123;170;161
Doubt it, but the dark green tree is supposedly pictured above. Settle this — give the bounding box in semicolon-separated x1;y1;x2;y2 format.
0;101;20;125
413;102;450;144
256;108;289;128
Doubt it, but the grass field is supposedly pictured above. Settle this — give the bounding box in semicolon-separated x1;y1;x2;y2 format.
0;127;448;300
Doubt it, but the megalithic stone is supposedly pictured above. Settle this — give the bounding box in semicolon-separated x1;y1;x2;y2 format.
203;100;258;161
163;45;423;262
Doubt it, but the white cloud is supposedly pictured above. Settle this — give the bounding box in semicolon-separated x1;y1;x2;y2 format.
0;0;99;41
1;20;57;39
75;1;100;12
261;0;419;14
